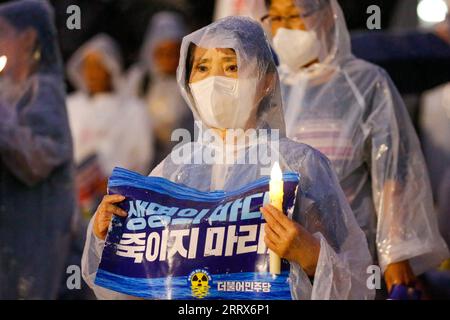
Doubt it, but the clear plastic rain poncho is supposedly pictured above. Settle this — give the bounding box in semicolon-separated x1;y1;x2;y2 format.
126;11;192;164
82;16;374;300
272;0;449;273
66;34;153;175
0;0;75;299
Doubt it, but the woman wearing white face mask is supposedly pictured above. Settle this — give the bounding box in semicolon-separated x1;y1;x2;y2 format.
262;0;449;296
188;47;260;131
82;16;374;300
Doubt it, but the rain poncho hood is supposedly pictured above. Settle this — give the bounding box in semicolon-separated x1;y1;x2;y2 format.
140;11;187;77
267;0;351;77
271;0;449;273
0;0;75;299
67;33;123;94
124;11;188;97
178;16;286;137
82;16;374;300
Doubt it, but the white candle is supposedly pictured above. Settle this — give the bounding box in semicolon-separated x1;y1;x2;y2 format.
269;161;283;275
0;55;7;73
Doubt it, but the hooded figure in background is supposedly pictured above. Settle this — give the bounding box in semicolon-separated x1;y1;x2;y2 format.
126;12;193;166
262;0;449;294
0;0;75;299
82;17;374;300
67;34;153;177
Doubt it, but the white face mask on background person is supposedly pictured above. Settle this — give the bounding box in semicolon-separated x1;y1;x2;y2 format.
189;76;256;129
273;27;320;72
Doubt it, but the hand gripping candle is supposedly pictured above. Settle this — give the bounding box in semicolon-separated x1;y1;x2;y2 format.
269;161;283;275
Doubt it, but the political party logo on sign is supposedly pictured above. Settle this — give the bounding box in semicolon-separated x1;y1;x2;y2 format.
188;269;211;299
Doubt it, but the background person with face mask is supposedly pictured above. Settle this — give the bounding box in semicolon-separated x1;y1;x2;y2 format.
126;12;193;167
82;16;374;300
0;0;75;299
262;0;449;296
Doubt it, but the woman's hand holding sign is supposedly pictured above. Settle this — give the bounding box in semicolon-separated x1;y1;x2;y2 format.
260;204;321;277
93;194;128;240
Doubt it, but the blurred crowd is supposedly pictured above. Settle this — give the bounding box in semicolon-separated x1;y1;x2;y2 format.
0;0;449;300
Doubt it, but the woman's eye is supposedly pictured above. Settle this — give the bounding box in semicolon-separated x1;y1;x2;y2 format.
196;65;209;73
226;65;238;73
271;16;282;23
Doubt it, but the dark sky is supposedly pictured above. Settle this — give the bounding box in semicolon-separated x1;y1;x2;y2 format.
0;0;400;68
49;0;399;67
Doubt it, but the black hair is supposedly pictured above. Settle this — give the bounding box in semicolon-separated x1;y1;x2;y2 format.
186;42;196;84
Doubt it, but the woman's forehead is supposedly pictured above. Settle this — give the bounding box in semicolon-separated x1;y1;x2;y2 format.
83;51;103;63
270;0;300;13
192;46;236;60
269;0;317;15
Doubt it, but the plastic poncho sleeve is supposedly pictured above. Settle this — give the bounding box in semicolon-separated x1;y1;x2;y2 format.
81;215;140;300
0;77;72;187
290;147;374;300
367;68;449;274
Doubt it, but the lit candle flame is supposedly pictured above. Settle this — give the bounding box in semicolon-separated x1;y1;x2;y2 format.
269;161;283;275
0;55;6;73
270;161;282;181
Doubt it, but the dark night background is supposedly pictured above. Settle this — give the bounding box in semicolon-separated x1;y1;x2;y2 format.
0;0;401;68
2;0;449;99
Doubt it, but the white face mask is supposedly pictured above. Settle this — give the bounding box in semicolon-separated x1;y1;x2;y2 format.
273;28;320;72
189;76;256;129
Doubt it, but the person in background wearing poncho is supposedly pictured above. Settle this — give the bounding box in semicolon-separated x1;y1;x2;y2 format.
126;11;193;166
261;0;449;296
66;34;154;217
0;0;75;299
67;34;154;177
82;16;374;300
